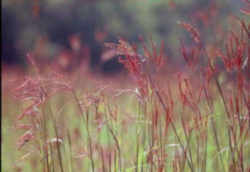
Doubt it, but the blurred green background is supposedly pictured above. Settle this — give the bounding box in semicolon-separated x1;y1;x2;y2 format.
1;0;244;72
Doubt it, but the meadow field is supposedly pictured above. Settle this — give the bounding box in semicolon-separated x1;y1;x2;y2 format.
2;1;250;172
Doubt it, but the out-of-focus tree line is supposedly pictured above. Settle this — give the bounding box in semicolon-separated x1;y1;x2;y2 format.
2;0;243;73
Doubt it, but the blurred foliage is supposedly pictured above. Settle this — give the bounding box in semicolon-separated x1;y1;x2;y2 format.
1;0;243;71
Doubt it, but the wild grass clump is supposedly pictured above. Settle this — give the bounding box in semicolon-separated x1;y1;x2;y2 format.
2;3;250;172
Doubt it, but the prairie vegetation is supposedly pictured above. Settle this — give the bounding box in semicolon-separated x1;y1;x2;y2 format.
2;1;250;172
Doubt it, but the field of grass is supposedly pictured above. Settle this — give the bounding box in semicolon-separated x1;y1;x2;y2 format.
2;4;250;172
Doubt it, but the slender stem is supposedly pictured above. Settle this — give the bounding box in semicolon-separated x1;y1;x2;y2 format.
71;90;95;172
147;74;194;172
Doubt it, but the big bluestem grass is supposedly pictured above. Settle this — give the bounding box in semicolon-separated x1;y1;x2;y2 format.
2;3;250;172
